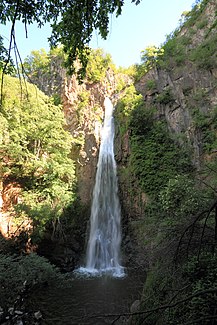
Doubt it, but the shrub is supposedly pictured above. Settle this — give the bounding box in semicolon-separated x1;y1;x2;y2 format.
129;105;192;196
115;85;143;135
86;48;114;83
0;253;65;308
156;88;174;105
146;79;157;91
190;34;217;70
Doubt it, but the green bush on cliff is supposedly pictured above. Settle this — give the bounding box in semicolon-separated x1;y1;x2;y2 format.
23;47;115;85
190;33;217;70
23;48;50;76
129;105;192;196
23;47;65;78
191;103;217;153
137;173;216;324
115;85;143;135
86;48;114;83
184;0;210;29
159;175;204;219
159;33;187;68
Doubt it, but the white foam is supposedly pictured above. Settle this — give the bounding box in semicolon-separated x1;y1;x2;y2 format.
74;266;126;279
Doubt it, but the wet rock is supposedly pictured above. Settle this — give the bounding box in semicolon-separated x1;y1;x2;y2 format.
126;300;141;325
34;310;42;320
130;300;141;313
15;310;23;315
8;307;14;315
14;320;23;325
0;306;4;321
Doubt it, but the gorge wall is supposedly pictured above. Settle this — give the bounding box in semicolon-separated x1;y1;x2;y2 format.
135;0;217;169
113;0;217;266
62;69;118;206
1;0;216;269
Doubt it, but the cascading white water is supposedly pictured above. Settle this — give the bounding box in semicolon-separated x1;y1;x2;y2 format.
82;97;124;277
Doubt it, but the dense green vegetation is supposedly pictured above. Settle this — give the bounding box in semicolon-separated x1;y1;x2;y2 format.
0;70;80;318
0;252;66;308
0;73;76;240
116;85;193;195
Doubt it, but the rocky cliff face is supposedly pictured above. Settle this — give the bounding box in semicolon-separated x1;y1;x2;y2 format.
135;0;217;169
136;65;217;168
62;68;122;206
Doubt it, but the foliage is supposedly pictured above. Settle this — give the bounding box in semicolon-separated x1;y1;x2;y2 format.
0;35;15;75
140;45;164;70
137;252;217;325
136;0;212;76
159;33;188;68
0;252;65;308
134;62;147;82
134;179;216;324
115;85;143;135
0;0;141;79
133;45;164;81
183;0;210;29
117;65;137;79
156;88;174;105
23;47;65;76
135;30;189;79
191;103;217;153
130;0;212;82
190;33;217;70
86;48;114;83
22;47;66;101
114;68;134;93
114;1;217;324
146;79;156;91
129;106;192;196
168;253;217;324
0;74;76;235
23;47;115;90
159;175;208;221
156;0;217;71
23;48;50;76
196;18;208;29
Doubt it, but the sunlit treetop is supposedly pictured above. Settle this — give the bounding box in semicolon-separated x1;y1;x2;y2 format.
0;0;141;80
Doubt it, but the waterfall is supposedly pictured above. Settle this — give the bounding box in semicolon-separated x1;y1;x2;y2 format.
78;97;124;277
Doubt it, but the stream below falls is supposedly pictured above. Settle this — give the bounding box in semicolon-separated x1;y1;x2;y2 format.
28;267;145;325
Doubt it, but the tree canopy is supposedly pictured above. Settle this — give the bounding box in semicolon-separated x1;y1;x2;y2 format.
0;0;141;79
0;73;76;238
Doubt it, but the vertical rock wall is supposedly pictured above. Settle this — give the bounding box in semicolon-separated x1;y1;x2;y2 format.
135;0;217;169
61;70;119;207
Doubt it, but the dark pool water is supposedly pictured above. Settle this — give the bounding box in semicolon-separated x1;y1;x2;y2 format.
29;267;145;325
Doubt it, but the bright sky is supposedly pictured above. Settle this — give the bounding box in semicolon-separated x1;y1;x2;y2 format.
1;0;195;68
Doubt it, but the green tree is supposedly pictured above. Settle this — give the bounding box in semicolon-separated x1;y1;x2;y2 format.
23;48;50;77
140;45;164;71
0;73;76;237
86;48;114;83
